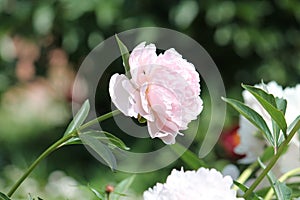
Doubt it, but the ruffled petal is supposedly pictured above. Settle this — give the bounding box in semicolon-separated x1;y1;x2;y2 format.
109;73;137;117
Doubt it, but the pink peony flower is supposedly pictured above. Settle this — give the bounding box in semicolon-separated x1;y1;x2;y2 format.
143;167;244;200
109;42;203;144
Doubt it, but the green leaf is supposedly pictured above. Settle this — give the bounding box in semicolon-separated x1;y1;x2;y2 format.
258;159;292;200
83;131;130;151
171;143;207;169
80;132;117;171
242;84;287;135
64;100;90;136
138;114;147;123
233;181;263;200
0;192;11;200
88;185;105;200
110;175;135;200
273;182;292;200
261;146;274;162
27;194;43;200
274;98;287;144
288;115;300;134
275;97;287;115
64;130;130;150
222;97;274;146
115;34;131;78
62;136;82;146
272;119;281;150
100;131;130;150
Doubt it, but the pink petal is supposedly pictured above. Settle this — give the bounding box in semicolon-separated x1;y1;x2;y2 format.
129;42;157;85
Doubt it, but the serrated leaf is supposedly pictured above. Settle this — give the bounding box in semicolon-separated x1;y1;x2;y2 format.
0;192;11;200
242;84;287;135
115;34;131;78
222;97;274;146
171;143;207;169
258;159;292;200
233;181;263;200
80;133;117;171
64;100;90;136
110;175;135;200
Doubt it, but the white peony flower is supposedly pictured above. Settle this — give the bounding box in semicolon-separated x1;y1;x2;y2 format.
278;84;300;173
143;168;244;200
235;81;284;163
235;81;300;174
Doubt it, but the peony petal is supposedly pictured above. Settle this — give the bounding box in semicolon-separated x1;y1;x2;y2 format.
109;73;137;117
159;133;177;144
129;42;157;85
139;84;150;113
144;167;243;200
111;42;203;145
147;121;160;138
147;114;178;144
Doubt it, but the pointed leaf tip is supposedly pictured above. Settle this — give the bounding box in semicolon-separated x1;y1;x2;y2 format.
115;35;131;78
222;97;274;146
242;84;287;135
64;99;90;136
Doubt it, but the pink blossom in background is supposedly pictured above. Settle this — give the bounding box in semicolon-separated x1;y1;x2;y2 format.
109;42;203;144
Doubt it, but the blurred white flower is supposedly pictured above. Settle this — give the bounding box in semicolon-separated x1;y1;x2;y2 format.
143;167;243;200
45;171;90;200
222;164;240;180
278;84;300;173
235;81;300;173
1;166;92;200
235;81;284;164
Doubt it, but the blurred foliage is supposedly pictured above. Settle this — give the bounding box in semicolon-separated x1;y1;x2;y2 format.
0;0;299;199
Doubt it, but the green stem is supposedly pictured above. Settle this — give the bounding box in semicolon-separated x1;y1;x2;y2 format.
7;132;76;197
264;167;300;200
7;110;120;197
233;147;273;191
80;110;121;130
244;120;300;198
233;162;258;191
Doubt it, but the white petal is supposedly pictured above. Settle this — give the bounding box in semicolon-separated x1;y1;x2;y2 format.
160;133;176;144
144;167;243;200
147;121;160;138
109;74;137;117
